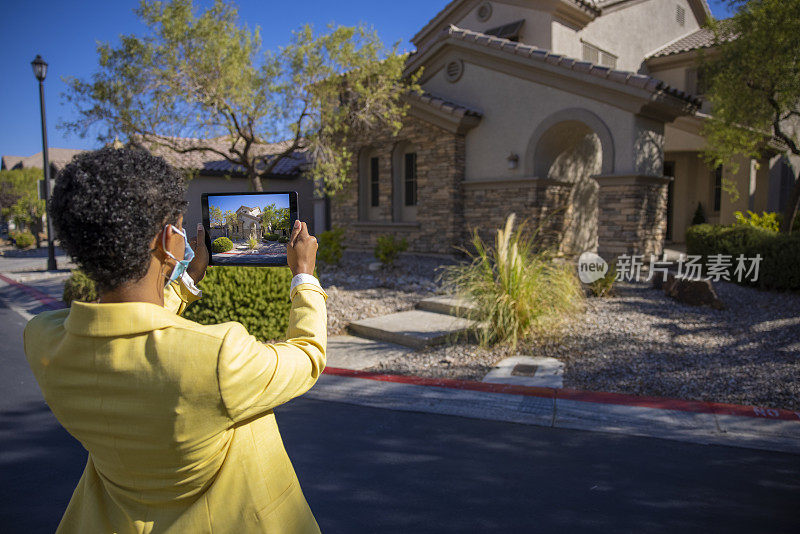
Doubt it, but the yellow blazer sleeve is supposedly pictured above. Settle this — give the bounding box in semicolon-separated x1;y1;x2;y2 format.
217;283;328;423
163;279;202;316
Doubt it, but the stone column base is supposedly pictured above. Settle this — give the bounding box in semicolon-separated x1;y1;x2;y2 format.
595;174;669;260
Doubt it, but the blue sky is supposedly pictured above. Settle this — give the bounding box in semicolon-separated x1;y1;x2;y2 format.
0;0;737;158
208;193;290;214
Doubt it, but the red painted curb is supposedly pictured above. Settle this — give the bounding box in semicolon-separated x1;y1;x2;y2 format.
3;274;796;424
0;272;65;310
323;367;800;423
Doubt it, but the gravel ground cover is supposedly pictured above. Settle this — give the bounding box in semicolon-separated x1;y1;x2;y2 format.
363;280;800;411
320;251;453;335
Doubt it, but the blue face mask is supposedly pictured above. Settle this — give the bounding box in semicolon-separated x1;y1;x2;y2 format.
163;224;194;284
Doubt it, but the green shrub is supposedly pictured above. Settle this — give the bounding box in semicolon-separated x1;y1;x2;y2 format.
278;236;289;244
317;227;346;265
247;236;258;249
691;202;707;226
686;223;800;290
184;266;293;342
211;236;234;253
442;214;583;348
13;231;35;249
374;234;408;266
734;210;781;232
588;265;617;298
265;233;279;241
63;270;98;305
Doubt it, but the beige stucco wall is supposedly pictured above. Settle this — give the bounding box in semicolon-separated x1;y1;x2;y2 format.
562;0;702;72
423;60;662;181
664;118;707;152
455;2;553;49
664;151;714;241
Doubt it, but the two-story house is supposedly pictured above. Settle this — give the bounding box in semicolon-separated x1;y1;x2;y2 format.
330;0;798;259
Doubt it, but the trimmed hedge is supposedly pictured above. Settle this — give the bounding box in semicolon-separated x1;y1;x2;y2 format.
184;266;294;341
686;224;800;291
63;270;99;305
13;231;35;249
211;237;234;253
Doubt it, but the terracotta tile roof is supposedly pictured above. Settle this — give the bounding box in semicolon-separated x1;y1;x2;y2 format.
140;136;308;177
1;148;85;171
407;91;483;119
648;27;725;58
431;25;702;107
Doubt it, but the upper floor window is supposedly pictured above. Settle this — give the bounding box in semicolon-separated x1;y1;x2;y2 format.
485;19;524;42
581;41;617;69
404;153;418;207
676;5;686;26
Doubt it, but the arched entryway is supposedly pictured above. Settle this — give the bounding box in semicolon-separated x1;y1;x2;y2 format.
526;109;614;255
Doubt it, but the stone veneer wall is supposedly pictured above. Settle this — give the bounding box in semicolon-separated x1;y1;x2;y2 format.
462;179;574;248
596;175;669;259
330;115;466;254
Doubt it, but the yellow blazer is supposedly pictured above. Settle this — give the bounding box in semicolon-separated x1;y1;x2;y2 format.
23;278;328;533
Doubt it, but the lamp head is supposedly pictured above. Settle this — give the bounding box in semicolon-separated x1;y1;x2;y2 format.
31;55;48;82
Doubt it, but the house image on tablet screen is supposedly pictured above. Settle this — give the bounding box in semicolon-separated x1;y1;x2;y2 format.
230;206;262;240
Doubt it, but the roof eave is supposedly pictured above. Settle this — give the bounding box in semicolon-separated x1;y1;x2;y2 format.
406;30;700;115
405;94;483;134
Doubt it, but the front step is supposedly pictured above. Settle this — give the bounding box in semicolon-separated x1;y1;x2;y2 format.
326;335;412;370
416;295;477;318
347;310;478;349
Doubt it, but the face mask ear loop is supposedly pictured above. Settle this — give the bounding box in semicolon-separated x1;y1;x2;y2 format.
162;225;178;262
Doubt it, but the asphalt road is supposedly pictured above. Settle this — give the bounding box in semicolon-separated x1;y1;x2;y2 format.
0;301;798;533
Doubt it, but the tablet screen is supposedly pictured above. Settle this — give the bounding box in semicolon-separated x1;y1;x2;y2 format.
202;191;298;267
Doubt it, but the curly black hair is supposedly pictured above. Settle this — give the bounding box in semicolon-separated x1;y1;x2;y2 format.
50;147;187;292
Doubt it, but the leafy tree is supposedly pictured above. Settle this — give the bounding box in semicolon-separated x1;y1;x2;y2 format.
260;203;278;231
700;0;800;233
260;203;290;235
208;205;224;227
0;168;46;247
224;209;238;236
63;0;418;193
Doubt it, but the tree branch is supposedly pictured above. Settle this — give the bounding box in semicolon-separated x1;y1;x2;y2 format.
768;95;800;156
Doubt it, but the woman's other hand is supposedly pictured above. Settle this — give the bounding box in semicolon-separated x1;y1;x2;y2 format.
287;220;317;276
187;223;210;284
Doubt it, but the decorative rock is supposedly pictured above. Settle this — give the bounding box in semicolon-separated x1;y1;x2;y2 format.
664;273;725;310
368;262;382;272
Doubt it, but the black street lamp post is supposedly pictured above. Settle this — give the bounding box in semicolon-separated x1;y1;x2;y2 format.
31;54;57;271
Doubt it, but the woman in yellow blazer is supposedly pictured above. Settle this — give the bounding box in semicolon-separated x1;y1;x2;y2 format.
23;147;327;533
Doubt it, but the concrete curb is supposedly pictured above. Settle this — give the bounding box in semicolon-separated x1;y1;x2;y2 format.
309;368;800;455
3;272;798;455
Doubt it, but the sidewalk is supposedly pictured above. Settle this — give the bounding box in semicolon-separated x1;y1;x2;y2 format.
2;268;797;456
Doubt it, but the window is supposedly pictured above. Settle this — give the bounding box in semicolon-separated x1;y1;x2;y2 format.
581;41;617;69
370;157;380;207
404;153;418;207
485;19;524;42
713;165;723;212
676;5;686;26
664;161;675;241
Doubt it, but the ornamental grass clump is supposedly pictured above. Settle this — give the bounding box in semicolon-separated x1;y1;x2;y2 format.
443;214;583;348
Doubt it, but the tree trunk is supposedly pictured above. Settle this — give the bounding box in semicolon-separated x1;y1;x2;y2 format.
248;168;263;192
781;177;800;234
